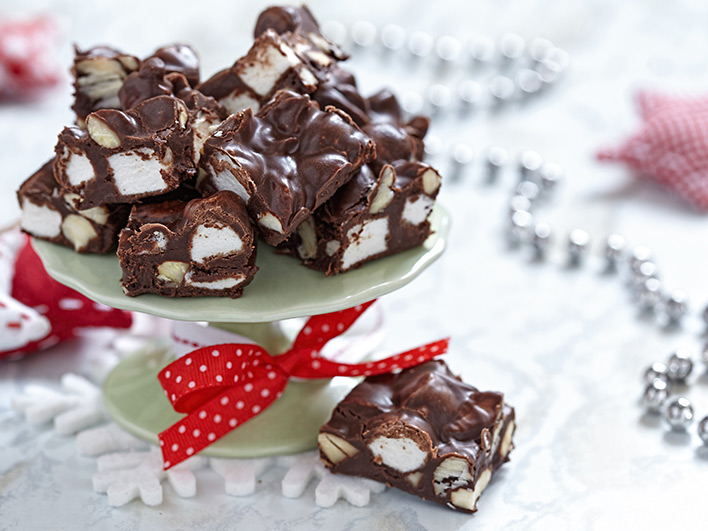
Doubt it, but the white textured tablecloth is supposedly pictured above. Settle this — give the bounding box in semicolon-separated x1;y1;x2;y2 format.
2;0;708;529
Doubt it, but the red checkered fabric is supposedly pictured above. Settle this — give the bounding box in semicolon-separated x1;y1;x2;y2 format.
598;91;708;210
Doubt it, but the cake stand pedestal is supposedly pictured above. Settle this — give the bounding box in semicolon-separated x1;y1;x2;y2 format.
34;206;450;458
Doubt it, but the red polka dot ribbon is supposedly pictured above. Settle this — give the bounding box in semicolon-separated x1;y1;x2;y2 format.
157;300;449;469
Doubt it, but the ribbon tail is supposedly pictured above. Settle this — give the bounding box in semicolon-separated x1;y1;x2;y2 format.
288;338;450;379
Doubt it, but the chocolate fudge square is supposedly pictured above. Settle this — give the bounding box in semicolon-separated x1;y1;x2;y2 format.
319;360;515;513
117;191;257;298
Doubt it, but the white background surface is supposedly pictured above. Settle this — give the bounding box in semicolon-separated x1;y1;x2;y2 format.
2;0;708;529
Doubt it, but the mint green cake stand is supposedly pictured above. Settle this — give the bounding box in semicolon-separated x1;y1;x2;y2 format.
34;205;450;458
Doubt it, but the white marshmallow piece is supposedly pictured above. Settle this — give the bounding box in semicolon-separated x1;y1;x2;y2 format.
402;195;434;226
220;92;261;115
184;274;245;290
190;223;243;264
367;436;428;473
240;39;303;96
65;151;96;187
108;148;169;196
208;153;252;202
20;199;62;238
341;218;389;270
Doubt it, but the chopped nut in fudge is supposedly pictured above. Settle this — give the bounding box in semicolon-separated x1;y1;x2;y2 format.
71;45;140;126
319;360;515;513
54;95;198;209
17;160;129;253
198;89;375;246
279;160;441;274
117;191;257;298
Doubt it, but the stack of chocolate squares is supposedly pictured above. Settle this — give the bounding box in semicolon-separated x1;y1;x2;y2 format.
17;5;442;297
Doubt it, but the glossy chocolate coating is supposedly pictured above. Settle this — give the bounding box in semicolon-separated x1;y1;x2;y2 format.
54;96;197;208
119;44;202;110
200;89;375;245
118;191;257;298
312;67;370;126
17;160;129;253
320;360;515;513
365;89;429;167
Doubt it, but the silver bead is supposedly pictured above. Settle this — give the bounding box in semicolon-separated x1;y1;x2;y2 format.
532;223;552;258
637;278;663;309
380;24;406;52
536;58;563;84
528;37;554;62
544;47;570;69
400;90;424;115
484;146;508;183
509;195;532;214
664;290;689;322
436;36;461;63
702;304;708;326
630;245;652;273
643;362;669;385
538;162;562;194
642;378;670;413
698;416;708;444
516;180;540;202
450;144;474;181
427;83;452;113
604;234;626;270
568;229;590;266
635;261;659;282
632;261;659;292
351;21;377;47
519;150;543;181
516;69;543;96
666;349;693;381
702;342;708;366
458;80;483;109
508;210;534;246
499;33;525;62
664;396;694;430
423;134;443;158
490;75;514;106
468;36;495;64
409;30;434;58
321;21;347;47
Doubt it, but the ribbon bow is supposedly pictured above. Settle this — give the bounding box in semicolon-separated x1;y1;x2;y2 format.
158;300;448;469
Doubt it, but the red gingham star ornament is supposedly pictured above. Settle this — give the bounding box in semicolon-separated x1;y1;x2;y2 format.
158;300;449;469
598;91;708;210
0;230;132;360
